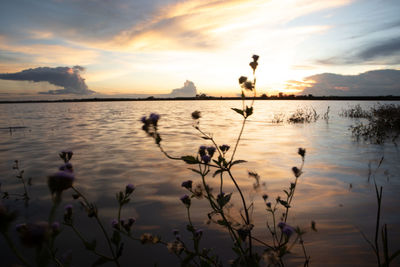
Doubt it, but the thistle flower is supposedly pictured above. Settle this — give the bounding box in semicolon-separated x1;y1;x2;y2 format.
262;194;268;201
149;113;160;125
128;217;136;226
111;219;119;229
181;180;193;190
195;229;203;237
16;221;51;248
207;146;216;157
201;155;210;164
48;171;75;194
51;222;60;233
198;146;206;157
180;194;191;207
238;76;248;84
219;144;230;153
141;116;147;123
292;166;302;178
191;110;201;120
278;222;295;238
298;147;306;158
125;184;135;195
252;54;259;62
243;81;254;91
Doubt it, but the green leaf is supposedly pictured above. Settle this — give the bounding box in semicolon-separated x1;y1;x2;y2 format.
230;160;247;166
181;156;199;164
231;108;244;116
212;169;223;177
92;256;111;267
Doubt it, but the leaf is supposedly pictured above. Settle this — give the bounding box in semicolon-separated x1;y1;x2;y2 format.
283;190;289;197
212;169;223;177
181;156;199;164
189;168;202;174
201;136;211;140
217;219;229;227
230;160;247;166
231;108;244;116
278;199;291;208
217;193;232;208
92;256;111;267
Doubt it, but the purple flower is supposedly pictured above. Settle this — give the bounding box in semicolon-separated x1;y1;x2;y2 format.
64;204;73;212
51;222;60;233
128;217;136;226
282;225;295;237
48;171;75;194
111;219;119;229
207;146;216;157
201;155;210;164
17;221;51;248
219;144;230;153
195;229;203;237
198;146;206;157
180;194;191;207
125;184;135;194
59;163;73;172
181;180;193;190
262;194;268;201
141;116;147;123
149;113;160;124
278;222;286;229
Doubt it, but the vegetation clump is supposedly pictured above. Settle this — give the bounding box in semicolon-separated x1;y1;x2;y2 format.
287;107;319;123
348;104;400;144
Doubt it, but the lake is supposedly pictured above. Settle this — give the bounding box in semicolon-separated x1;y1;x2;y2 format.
0;100;399;266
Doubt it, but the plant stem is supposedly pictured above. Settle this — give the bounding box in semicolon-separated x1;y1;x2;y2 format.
1;231;31;267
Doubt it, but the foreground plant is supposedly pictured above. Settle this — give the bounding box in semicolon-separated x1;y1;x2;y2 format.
141;55;311;266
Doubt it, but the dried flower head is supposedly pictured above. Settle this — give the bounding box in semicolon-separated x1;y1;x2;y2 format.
181;180;193;190
298;147;306;158
191;110;201;120
243;81;254;91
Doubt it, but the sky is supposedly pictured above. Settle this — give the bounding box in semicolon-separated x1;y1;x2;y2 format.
0;0;400;99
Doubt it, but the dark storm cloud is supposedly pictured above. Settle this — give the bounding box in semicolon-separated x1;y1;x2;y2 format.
317;37;400;65
301;69;400;96
0;66;94;95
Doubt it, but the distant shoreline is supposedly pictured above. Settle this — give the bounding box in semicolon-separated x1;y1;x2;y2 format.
1;95;400;104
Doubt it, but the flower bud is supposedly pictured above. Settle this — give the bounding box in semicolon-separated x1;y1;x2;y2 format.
181;180;193;190
180;194;191;207
125;184;135;195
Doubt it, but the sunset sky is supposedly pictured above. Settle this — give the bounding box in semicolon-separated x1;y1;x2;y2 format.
1;0;400;99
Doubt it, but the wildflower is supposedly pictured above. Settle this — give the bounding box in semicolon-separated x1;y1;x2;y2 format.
140;116;147;123
195;229;203;238
59;163;73;172
51;222;60;233
207;146;216;157
243;81;254;91
16;221;51;248
238;76;247;84
180;194;191;207
140;233;159;244
111;219;119;230
252;54;259;62
262;194;268;201
192;184;204;199
266;202;271;208
292;166;302;178
201;155;210;164
48;171;75;194
125;184;135;195
128;217;136;226
149;113;160;125
219;144;230;153
198;146;206;157
298;148;306;158
278;222;295;238
191;110;201;120
249;61;258;72
59;150;73;162
181;180;193;190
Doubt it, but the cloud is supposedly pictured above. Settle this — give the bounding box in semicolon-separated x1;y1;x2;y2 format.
167;80;197;97
317;37;400;65
295;69;400;96
0;66;94;95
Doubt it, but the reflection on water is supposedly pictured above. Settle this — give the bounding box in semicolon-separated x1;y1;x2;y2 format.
0;100;399;266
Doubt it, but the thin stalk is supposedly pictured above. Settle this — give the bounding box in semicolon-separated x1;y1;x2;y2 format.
226;169;252;255
68;224;114;261
1;231;31;267
71;186;120;267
